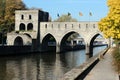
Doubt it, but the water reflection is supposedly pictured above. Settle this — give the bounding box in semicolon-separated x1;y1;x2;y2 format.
6;56;38;80
0;46;106;80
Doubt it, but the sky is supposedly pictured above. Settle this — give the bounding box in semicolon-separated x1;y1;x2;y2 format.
23;0;108;21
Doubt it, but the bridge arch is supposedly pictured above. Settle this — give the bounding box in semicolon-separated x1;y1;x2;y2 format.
60;31;85;52
41;33;56;52
88;32;107;57
19;23;25;31
14;36;23;46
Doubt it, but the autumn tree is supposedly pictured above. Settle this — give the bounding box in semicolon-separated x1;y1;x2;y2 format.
0;0;6;31
0;0;26;32
98;0;120;39
5;0;26;32
54;13;77;22
0;0;5;19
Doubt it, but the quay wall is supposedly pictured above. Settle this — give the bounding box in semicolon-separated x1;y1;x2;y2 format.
60;48;109;80
0;46;32;55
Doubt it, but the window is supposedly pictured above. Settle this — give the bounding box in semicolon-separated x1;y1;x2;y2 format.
58;24;60;29
72;24;73;28
45;24;47;28
79;24;81;28
51;24;53;28
93;24;95;28
65;24;67;28
29;15;32;20
21;15;24;20
86;24;88;28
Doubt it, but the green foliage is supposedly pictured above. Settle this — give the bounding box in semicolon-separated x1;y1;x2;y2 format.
112;46;120;73
98;0;120;39
0;0;5;19
54;14;77;22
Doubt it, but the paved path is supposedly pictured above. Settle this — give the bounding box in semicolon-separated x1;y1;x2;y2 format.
84;48;119;80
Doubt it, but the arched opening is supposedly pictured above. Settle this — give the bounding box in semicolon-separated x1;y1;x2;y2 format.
42;34;56;52
19;23;25;31
14;36;23;46
89;34;107;57
27;23;33;31
60;31;85;52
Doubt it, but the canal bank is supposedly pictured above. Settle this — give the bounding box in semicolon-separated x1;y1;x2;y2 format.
0;45;107;56
84;48;119;80
60;48;109;80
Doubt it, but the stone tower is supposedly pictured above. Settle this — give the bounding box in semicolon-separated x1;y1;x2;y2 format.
15;10;49;32
7;9;49;52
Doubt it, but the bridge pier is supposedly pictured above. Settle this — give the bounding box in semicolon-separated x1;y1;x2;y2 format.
85;43;90;57
56;42;60;53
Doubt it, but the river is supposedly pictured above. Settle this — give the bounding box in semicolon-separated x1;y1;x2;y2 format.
0;46;107;80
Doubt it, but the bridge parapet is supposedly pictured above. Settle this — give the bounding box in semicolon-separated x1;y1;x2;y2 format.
40;22;99;32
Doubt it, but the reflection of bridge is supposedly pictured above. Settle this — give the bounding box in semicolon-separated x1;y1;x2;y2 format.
7;10;109;57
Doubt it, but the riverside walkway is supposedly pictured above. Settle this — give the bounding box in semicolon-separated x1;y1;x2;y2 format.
84;48;119;80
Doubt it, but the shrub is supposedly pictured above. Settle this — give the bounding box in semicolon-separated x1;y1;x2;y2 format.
112;47;120;74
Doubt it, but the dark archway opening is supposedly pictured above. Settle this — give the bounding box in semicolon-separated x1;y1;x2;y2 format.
27;23;33;31
89;34;107;57
60;32;85;52
42;34;56;52
14;36;23;46
19;23;25;31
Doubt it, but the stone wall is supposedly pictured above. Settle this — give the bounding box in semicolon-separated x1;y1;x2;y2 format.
0;45;32;55
7;32;32;45
15;10;39;31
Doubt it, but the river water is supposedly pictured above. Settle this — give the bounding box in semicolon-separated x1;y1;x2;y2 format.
0;46;106;80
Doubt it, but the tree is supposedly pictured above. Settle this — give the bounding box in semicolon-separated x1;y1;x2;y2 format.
54;14;77;22
98;0;120;39
0;0;27;32
5;0;26;32
0;0;5;19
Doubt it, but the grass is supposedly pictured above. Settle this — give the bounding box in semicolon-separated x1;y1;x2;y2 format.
112;46;120;74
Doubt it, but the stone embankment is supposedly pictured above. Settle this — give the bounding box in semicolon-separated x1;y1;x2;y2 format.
0;45;32;55
60;48;108;80
84;48;119;80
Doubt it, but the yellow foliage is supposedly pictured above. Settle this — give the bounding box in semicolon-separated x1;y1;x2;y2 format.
99;0;120;39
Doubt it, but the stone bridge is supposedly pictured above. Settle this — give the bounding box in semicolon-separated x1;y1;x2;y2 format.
40;22;105;55
7;10;109;57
